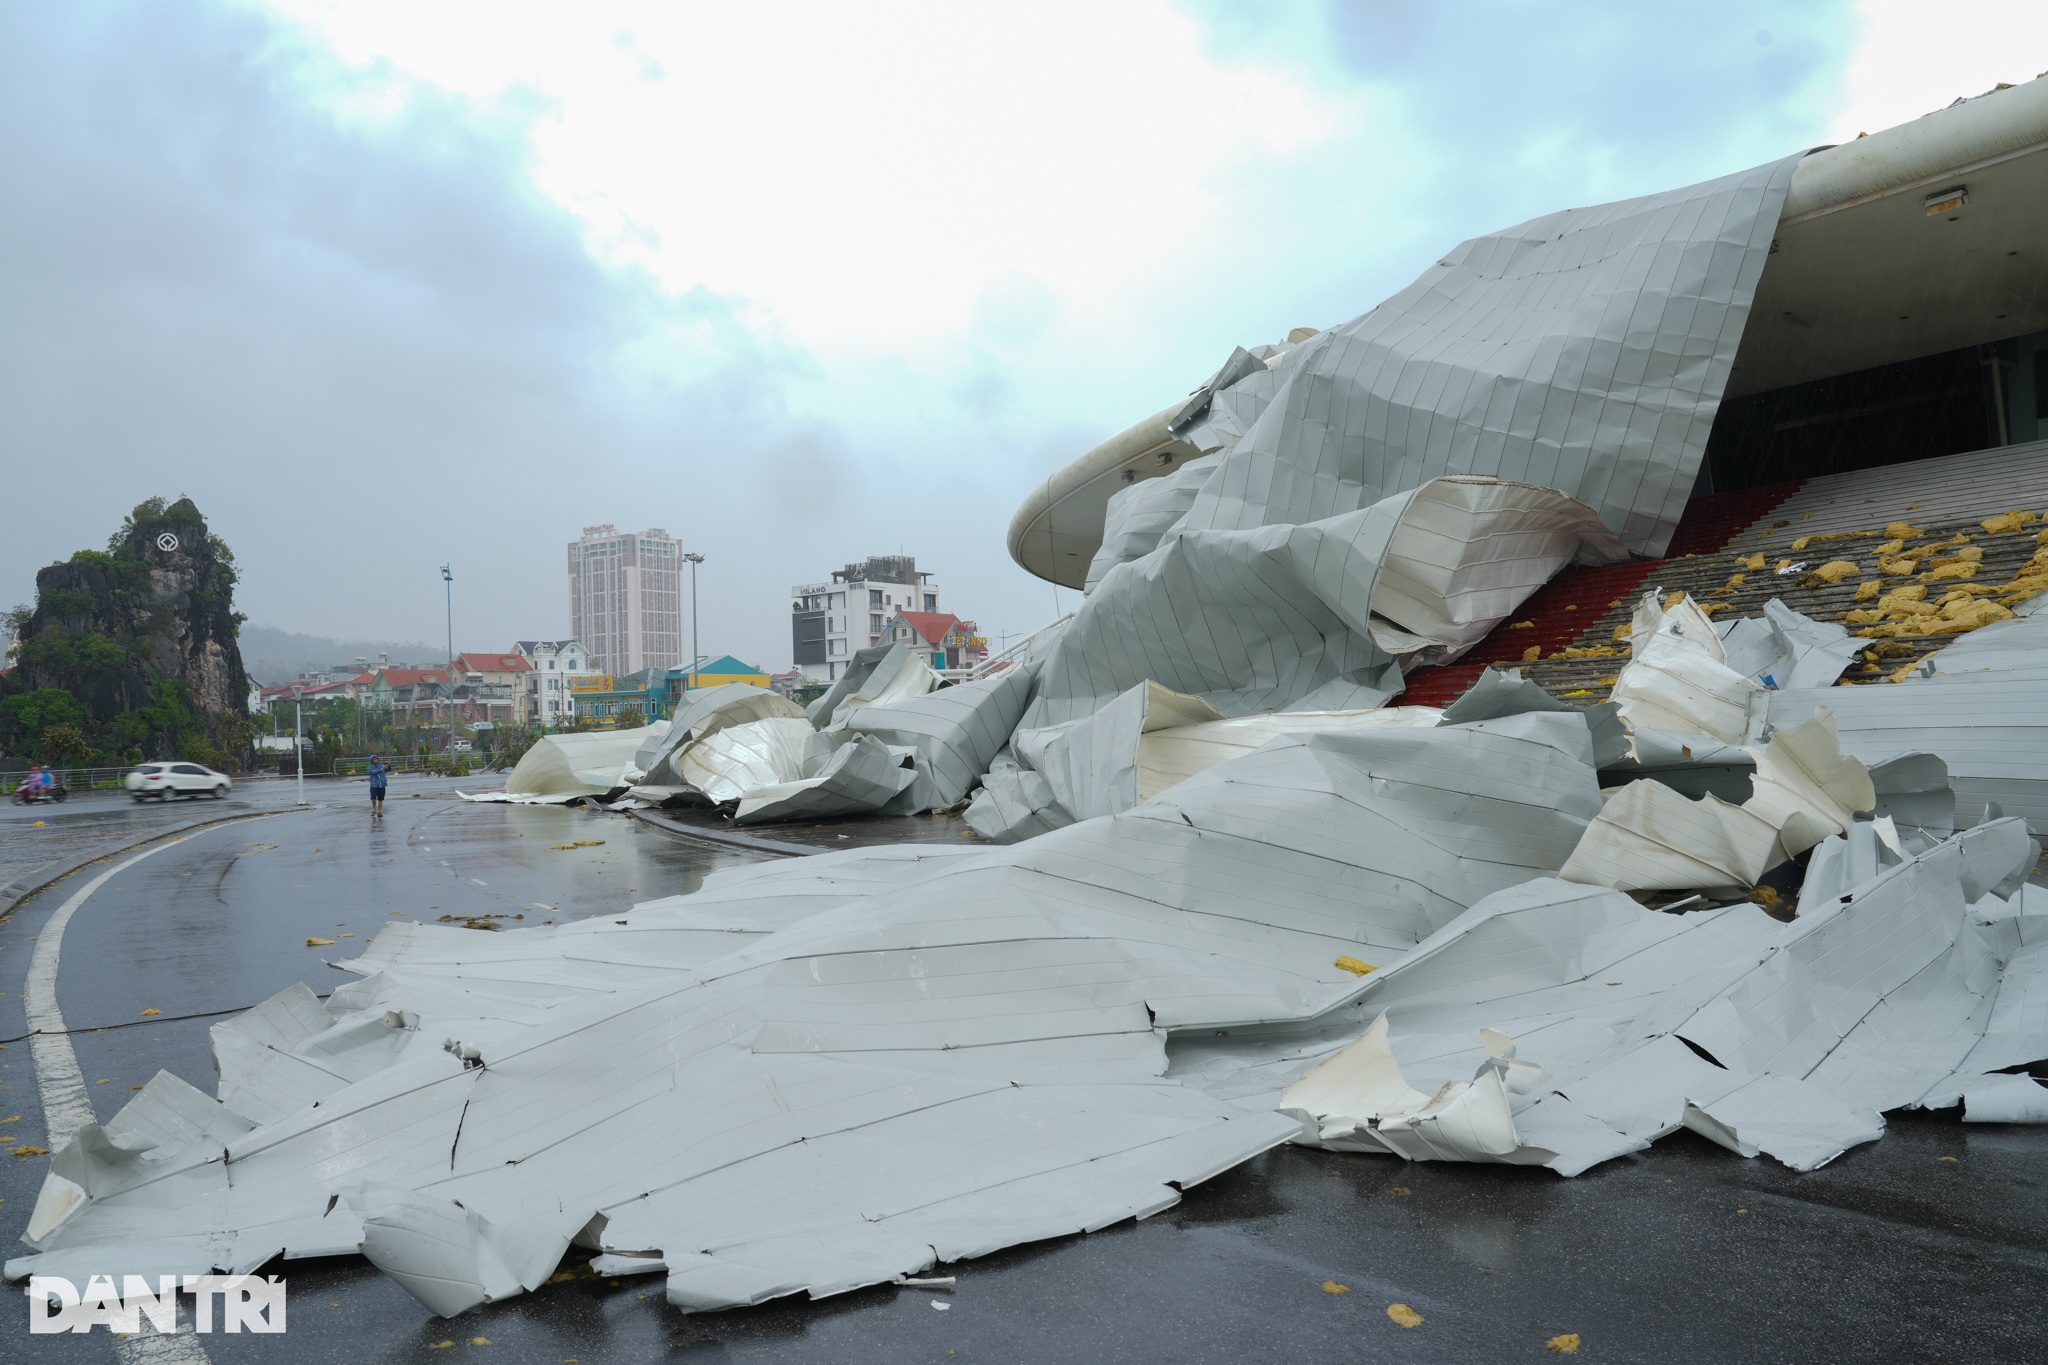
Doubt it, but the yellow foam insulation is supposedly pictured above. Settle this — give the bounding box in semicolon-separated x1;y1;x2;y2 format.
1550;645;1620;660
1981;510;2039;535
1852;580;1881;602
1926;599;2013;633
1878;556;1922;575
1737;553;1764;571
1522;645;1542;662
1792;536;1812;551
1924;561;1979;582
1724;572;1748;589
1809;561;1861;584
1884;521;1923;539
1930;546;1985;566
1844;609;1884;624
1874;539;1905;556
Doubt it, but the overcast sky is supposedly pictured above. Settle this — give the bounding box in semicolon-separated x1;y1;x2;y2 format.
5;1;2044;670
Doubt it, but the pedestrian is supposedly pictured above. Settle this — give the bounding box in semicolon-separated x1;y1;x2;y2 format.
367;755;389;816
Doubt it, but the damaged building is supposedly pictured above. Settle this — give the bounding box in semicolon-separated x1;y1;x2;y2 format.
14;78;2048;1322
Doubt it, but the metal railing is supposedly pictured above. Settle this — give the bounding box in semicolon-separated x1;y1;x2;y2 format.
1;751;525;795
0;764;139;795
971;614;1075;680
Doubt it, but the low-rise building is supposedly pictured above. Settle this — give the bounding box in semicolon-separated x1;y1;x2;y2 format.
455;652;534;725
513;640;600;729
886;611;989;676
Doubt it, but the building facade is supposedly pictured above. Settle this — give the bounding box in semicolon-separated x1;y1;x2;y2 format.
454;652;533;726
512;640;599;729
886;611;989;676
790;555;941;683
567;525;685;677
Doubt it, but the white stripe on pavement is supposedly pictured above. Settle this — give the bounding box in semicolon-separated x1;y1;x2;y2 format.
20;824;283;1363
25;840;187;1151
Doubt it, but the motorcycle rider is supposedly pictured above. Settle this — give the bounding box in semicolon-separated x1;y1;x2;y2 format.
19;765;50;803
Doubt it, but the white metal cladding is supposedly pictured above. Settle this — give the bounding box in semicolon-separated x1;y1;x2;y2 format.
1159;154;1802;562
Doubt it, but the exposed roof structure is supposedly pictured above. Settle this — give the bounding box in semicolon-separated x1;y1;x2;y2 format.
1010;77;2048;588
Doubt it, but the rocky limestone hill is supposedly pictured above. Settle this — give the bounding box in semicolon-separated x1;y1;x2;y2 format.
2;497;253;767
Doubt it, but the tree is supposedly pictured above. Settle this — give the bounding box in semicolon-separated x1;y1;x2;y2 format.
0;688;88;760
612;704;643;730
39;722;95;769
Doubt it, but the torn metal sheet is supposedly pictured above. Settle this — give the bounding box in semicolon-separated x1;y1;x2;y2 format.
491;724;672;800
1557;779;1783;892
1772;603;2048;836
1078;155;1798;592
1437;667;1629;768
844;663;1040;813
1362;478;1628;665
996;680;1443;839
635;684;808;787
731;733;917;825
1611;592;1767;747
667;717;817;805
11;714;1607;1313
1719;600;1863;690
1561;709;1874;891
962;749;1066;843
1028;477;1626;730
1243;820;2044;1173
805;643;937;728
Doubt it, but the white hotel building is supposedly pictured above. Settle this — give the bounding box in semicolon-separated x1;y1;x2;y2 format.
791;555;940;683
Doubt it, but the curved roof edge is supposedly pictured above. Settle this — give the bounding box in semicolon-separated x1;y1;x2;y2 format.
1006;400;1196;589
1784;75;2048;222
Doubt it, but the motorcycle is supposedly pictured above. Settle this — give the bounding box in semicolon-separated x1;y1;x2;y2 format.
11;782;68;805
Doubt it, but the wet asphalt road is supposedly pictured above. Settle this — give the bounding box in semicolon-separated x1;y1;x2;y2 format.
1;789;2044;1363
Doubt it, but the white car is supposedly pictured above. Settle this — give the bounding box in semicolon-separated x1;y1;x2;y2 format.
125;762;233;801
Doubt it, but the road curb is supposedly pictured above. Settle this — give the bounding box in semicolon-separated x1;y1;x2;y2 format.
0;807;314;919
629;808;818;858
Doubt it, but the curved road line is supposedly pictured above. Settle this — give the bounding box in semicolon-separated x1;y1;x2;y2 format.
25;839;191;1151
21;819;286;1361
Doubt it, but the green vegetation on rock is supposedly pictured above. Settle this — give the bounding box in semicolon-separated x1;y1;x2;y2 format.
2;497;253;769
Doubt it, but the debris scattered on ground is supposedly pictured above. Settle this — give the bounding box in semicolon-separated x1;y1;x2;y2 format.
14;135;2047;1332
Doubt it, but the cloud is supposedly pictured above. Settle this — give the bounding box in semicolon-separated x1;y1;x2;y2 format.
0;1;827;664
14;1;2008;675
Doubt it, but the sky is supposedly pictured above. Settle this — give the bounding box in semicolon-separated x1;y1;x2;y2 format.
4;1;2044;671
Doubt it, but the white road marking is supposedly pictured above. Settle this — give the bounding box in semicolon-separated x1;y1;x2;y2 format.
20;825;282;1363
115;1298;211;1365
25;840;187;1150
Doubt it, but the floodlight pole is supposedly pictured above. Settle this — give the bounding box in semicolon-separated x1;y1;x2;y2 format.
683;552;705;691
294;684;306;807
442;564;456;757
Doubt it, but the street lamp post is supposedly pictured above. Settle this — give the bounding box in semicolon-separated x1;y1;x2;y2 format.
293;683;306;807
441;564;456;758
682;552;705;691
